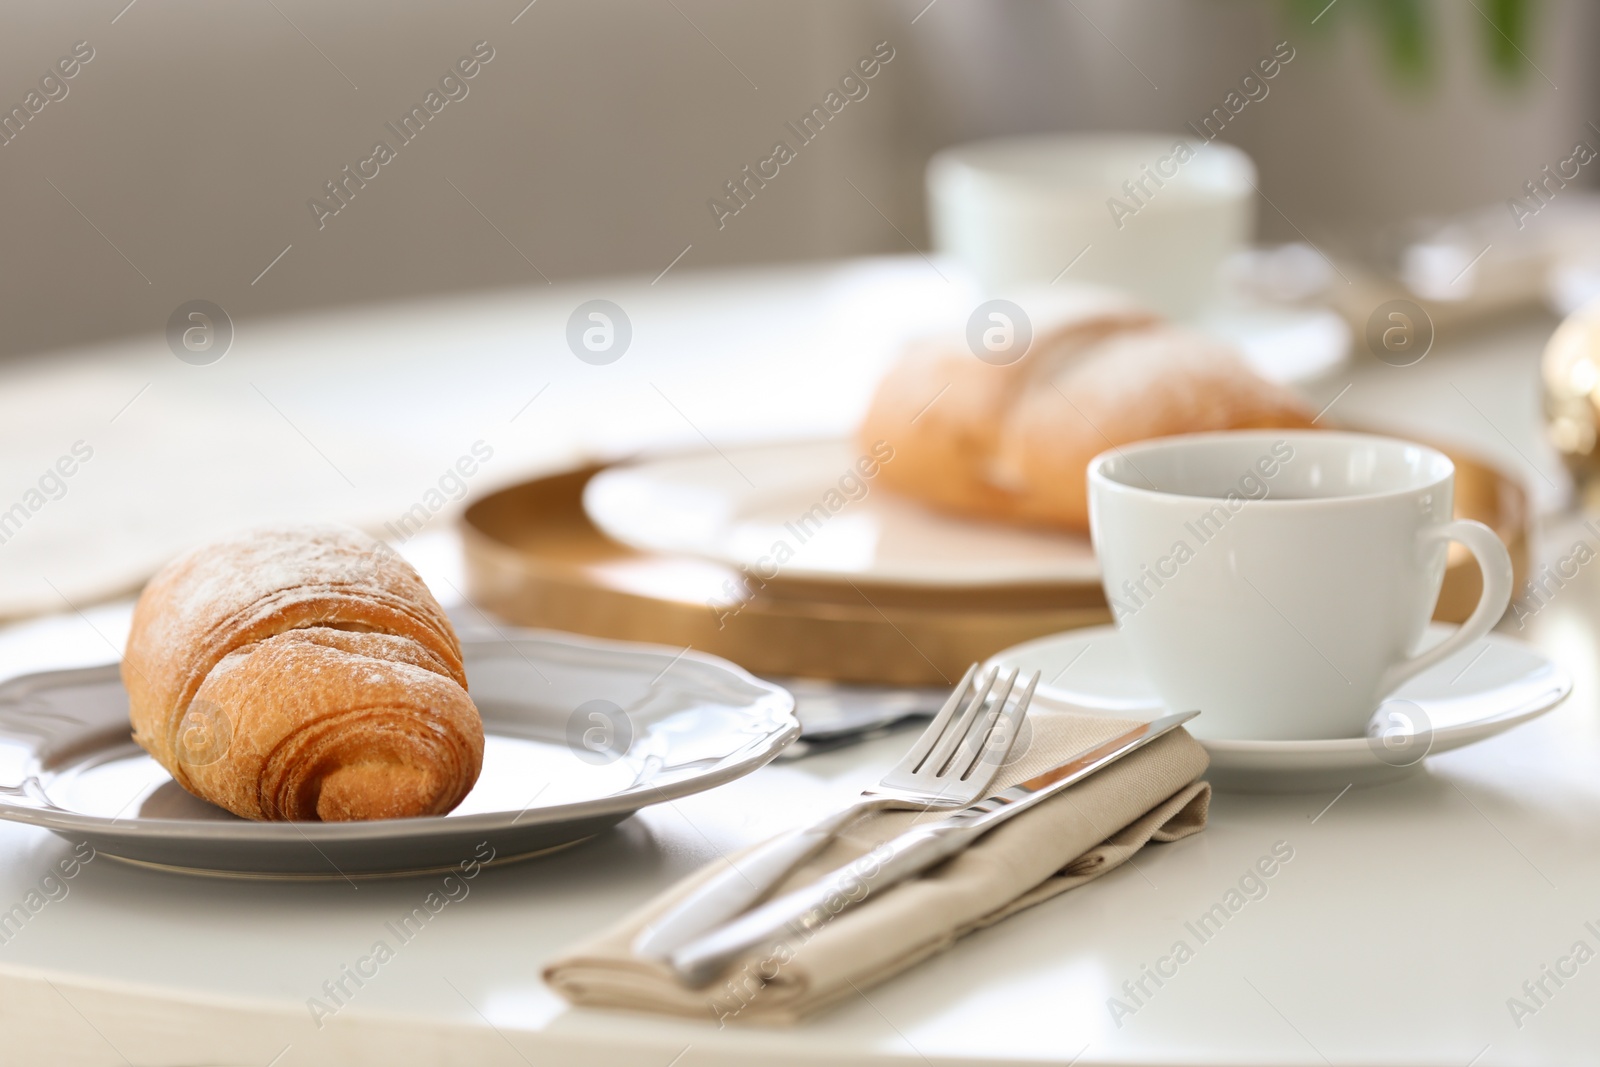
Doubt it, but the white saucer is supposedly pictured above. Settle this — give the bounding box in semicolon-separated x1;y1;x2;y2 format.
1194;304;1350;391
583;439;1098;587
986;624;1571;793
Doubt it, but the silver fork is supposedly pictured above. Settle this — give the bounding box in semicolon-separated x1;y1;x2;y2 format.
633;663;1039;959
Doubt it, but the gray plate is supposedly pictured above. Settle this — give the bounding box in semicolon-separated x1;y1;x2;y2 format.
0;631;797;878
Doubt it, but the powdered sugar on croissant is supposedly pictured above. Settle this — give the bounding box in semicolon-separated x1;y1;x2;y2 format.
122;524;483;822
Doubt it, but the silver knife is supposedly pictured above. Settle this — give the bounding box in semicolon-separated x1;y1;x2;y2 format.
668;709;1199;987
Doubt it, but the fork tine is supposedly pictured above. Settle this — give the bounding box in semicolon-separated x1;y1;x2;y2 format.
942;667;1019;779
956;670;1038;781
920;665;1004;776
912;665;995;775
897;663;978;771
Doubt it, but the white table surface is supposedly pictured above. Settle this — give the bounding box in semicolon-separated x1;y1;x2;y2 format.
0;262;1591;1066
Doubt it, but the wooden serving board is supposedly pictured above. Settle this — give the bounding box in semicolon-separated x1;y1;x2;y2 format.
461;445;1528;685
460;466;1108;685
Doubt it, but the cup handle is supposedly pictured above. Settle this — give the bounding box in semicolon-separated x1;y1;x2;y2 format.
1377;519;1514;697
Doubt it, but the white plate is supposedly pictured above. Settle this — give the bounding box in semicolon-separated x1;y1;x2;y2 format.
1195;304;1350;391
0;630;797;877
583;439;1099;587
987;624;1571;793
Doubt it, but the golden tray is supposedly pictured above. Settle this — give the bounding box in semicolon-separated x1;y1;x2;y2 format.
461;443;1528;686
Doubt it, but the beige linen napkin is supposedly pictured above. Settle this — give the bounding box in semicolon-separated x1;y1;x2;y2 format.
544;707;1210;1024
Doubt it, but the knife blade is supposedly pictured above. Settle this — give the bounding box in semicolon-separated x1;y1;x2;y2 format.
668;709;1199;987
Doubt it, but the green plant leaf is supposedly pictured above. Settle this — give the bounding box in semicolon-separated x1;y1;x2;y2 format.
1482;0;1532;83
1367;0;1430;85
1276;0;1537;89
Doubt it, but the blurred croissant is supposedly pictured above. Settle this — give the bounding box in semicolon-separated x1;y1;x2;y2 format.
859;294;1315;532
122;524;483;822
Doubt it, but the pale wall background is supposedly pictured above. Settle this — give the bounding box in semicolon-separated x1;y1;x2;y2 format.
0;0;1593;360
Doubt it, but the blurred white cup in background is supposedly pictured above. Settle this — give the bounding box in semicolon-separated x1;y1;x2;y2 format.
927;133;1257;319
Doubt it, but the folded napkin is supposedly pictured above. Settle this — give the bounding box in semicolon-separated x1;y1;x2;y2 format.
544;707;1210;1024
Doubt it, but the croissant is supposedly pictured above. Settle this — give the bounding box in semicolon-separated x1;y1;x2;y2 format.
122;524;484;822
859;295;1314;532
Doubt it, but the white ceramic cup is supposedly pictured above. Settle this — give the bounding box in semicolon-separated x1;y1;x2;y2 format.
1087;430;1514;741
926;134;1256;319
